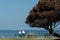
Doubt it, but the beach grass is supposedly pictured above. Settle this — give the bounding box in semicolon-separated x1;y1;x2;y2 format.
0;38;18;40
0;37;60;40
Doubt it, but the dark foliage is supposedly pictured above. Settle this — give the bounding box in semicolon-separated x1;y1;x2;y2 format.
25;0;60;37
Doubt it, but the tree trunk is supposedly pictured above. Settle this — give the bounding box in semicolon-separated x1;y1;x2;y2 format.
46;24;60;38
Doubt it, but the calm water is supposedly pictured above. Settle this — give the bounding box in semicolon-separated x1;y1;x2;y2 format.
0;30;60;38
0;30;19;38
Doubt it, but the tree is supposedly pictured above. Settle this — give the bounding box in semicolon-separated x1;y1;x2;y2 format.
25;0;60;37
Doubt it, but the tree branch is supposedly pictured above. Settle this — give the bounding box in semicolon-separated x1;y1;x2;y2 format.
45;25;60;38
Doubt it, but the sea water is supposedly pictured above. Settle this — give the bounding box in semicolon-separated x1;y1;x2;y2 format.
0;30;60;38
0;30;19;38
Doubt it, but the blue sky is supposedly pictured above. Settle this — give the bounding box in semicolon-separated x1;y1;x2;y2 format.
0;0;60;30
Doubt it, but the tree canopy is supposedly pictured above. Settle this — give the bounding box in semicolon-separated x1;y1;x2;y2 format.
25;0;60;37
